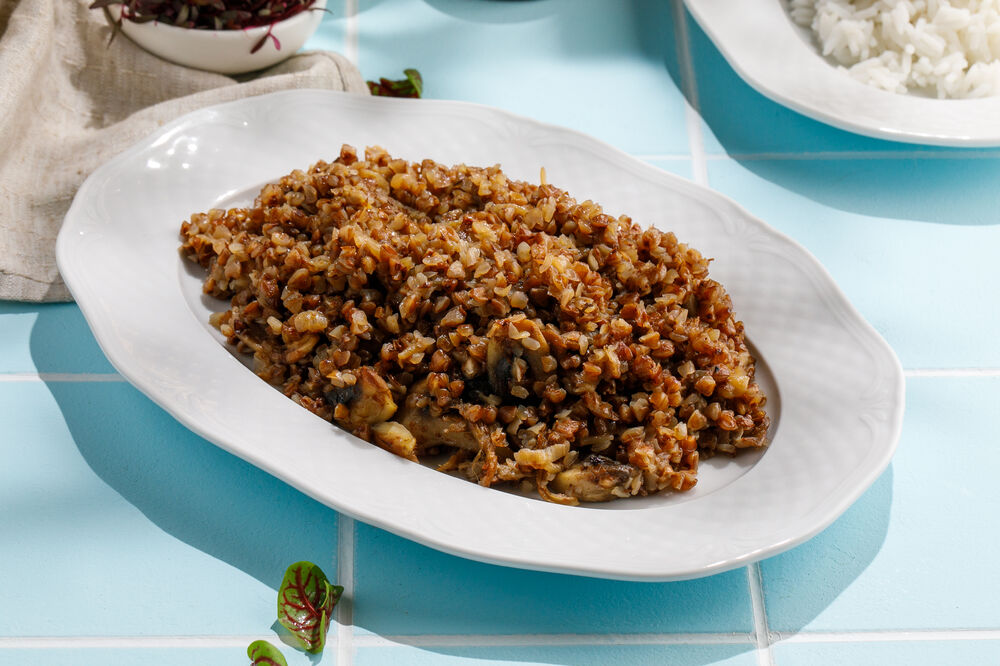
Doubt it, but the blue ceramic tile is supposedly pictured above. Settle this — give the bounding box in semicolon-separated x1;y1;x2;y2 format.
705;158;1000;369
352;524;753;636
0;302;115;374
760;376;1000;632
0;381;339;636
711;156;1000;225
684;13;953;155
0;646;331;666
353;0;691;155
356;644;757;666
773;640;1000;666
304;0;350;55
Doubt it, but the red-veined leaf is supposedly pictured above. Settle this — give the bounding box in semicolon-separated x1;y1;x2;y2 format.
277;561;343;653
367;69;424;98
403;68;423;97
247;639;288;666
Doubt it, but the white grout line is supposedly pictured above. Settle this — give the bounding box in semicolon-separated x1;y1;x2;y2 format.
747;564;775;666
344;0;358;67
0;373;123;382
350;632;755;648
635;150;1000;162
0;636;270;649
723;150;1000;161
337;516;356;666
904;368;1000;377
4;629;1000;651
774;629;1000;644
636;154;694;162
671;0;708;187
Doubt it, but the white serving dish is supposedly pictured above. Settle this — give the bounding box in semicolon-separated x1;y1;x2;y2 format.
58;90;904;581
685;0;1000;147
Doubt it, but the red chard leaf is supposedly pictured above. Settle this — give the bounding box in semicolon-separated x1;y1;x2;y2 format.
247;639;288;666
277;561;343;653
403;68;423;97
367;68;424;98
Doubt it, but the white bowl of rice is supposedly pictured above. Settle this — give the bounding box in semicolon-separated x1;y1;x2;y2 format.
684;0;1000;145
789;0;1000;99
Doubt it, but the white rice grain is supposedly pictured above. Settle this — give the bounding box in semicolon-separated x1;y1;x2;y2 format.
789;0;1000;97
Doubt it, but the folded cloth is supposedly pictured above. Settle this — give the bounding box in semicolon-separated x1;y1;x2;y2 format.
0;0;367;302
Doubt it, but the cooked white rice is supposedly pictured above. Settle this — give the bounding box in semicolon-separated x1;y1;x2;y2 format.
789;0;1000;98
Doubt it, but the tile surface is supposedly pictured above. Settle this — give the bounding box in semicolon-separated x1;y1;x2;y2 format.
772;640;1000;666
685;13;935;155
0;646;331;666
353;524;754;637
4;0;1000;664
706;159;1000;369
0;382;338;637
350;0;691;155
355;644;758;666
761;377;1000;632
0;302;115;374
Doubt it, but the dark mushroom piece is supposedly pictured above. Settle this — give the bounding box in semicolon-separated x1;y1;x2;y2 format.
550;454;640;502
326;367;398;428
396;402;480;452
486;316;553;399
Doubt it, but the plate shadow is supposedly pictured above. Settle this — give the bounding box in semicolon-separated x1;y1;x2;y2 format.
669;8;1000;227
31;300;893;665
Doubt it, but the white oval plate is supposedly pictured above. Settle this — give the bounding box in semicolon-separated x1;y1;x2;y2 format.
58;90;904;581
685;0;1000;146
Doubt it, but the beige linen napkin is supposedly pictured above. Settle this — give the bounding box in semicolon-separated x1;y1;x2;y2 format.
0;0;367;302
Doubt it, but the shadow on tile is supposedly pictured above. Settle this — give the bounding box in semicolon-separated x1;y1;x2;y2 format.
666;10;1000;226
365;0;678;74
0;300;115;373
675;9;954;156
41;382;340;589
716;158;1000;227
353;0;688;155
29;301;889;663
421;0;681;86
352;522;756;638
708;157;1000;227
31;309;340;593
345;476;892;659
422;0;563;24
357;643;756;666
759;466;894;634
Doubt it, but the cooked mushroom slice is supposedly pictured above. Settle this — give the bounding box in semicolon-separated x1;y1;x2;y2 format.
331;367;397;428
550;454;641;502
372;421;418;461
485;342;513;397
396;403;480;452
486;317;552;397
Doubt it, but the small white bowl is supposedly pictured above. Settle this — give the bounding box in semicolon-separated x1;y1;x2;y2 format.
110;0;327;75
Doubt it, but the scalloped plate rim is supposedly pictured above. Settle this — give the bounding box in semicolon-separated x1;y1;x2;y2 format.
684;0;1000;146
57;90;905;581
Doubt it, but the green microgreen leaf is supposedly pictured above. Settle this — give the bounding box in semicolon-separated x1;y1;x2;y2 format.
367;68;424;98
318;607;329;650
247;639;288;666
403;68;423;97
277;561;343;654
